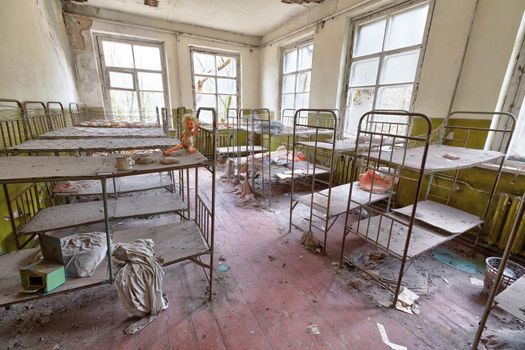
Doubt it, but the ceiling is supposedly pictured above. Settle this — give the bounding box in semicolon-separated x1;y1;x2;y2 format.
75;0;316;36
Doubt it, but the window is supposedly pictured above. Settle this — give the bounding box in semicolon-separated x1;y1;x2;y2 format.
96;35;169;123
190;48;240;124
342;3;430;136
280;42;314;113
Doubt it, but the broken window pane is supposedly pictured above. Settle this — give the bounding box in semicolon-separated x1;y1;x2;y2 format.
194;75;216;94
103;41;134;68
345;87;375;135
138;72;163;91
133;45;162;71
384;4;429;51
379;50;420;85
193;52;216;75
354;19;386;57
296;71;311;93
217;78;236;94
283;74;296;93
349;57;379;87
109;71;134;90
376;84;412;110
283;50;297;74
298;44;314;70
295;93;309;110
216;56;236;77
110;90;139;120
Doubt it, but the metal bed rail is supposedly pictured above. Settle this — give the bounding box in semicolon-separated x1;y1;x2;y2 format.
0;99;27;152
23;101;50;138
340;110;432;305
46;101;67;130
289;109;338;254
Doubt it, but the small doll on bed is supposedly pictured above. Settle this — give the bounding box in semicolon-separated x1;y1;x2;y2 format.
164;115;199;155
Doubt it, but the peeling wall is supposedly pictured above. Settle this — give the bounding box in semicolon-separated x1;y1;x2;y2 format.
64;12;261;112
0;0;78;103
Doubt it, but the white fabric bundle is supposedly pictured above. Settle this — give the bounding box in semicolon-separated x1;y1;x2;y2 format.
112;239;168;334
61;232;107;277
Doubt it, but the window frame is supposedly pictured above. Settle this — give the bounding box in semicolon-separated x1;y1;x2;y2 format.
339;0;433;135
94;33;170;122
189;46;241;122
279;38;314;117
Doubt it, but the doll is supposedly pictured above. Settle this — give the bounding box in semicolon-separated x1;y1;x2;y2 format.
164;115;199;155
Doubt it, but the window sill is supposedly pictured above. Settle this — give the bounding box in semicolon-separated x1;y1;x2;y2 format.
476;162;525;176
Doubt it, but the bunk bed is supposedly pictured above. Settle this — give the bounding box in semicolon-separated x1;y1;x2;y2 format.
339;110;516;305
0;107;217;306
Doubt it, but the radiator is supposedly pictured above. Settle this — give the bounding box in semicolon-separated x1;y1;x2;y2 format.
485;194;525;256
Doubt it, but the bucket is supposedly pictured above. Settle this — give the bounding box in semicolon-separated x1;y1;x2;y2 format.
483;257;525;295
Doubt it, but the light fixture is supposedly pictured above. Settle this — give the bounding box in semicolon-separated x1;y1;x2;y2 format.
281;0;324;4
144;0;159;7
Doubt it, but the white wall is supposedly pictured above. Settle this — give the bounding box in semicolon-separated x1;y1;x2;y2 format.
0;0;78;104
260;0;525;120
64;13;261;112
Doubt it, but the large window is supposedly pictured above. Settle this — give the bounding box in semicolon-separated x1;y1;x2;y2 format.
280;42;314;113
190;48;240;124
343;3;430;135
96;35;169;123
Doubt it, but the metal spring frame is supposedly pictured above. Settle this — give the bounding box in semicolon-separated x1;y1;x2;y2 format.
0;99;27;152
46;102;67;130
339;110;432;305
23;101;50;138
68;102;88;126
288;109;338;254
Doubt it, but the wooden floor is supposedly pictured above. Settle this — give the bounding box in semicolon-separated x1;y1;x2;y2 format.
0;169;515;350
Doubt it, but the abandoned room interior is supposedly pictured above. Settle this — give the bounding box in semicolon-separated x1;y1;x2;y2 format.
1;0;525;349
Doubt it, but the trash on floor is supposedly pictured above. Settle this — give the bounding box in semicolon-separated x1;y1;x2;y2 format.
306;324;320;335
395;287;420;315
113;239;168;335
432;247;485;275
377;323;407;350
470;277;484;286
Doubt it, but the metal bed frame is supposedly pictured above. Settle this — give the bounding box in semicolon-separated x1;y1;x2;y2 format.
339;110;516;305
68;102;88;126
288;109;338;254
0;107;217;307
0;99;28;151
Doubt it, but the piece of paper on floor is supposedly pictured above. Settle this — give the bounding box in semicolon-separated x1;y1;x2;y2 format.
377;323;407;350
395;287;419;314
470;277;484;286
306;324;320;335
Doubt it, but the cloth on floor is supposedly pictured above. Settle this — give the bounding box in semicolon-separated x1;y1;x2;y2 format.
432;247;485;275
113;239;168;334
61;232;107;277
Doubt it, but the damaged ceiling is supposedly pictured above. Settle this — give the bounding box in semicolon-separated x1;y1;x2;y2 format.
69;0;320;36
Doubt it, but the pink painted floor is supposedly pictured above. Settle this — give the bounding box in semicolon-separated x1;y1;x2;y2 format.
0;172;518;350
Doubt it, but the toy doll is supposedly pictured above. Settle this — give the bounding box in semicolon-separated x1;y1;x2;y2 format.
164;115;199;155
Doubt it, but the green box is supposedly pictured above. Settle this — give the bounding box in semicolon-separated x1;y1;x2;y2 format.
20;260;66;293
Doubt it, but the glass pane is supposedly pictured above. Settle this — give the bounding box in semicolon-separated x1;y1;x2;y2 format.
283;74;296;93
283;49;297;73
133;45;161;70
138;72;163;91
195;93;216;124
349;57;379;87
344;88;374;135
379;50;420;85
298;44;313;70
217;56;236;77
109;71;133;89
194;76;216;93
110;90;139;121
282;94;295;110
295;93;309;110
218;95;237;120
193;52;216;75
296;72;311;93
354;19;386;57
102;41;134;68
376;84;412;110
140;92;164;123
384;4;429;51
217;78;236;94
508;97;525;161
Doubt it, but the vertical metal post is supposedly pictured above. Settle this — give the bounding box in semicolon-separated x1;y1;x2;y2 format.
3;183;20;250
101;178;114;282
472;195;525;349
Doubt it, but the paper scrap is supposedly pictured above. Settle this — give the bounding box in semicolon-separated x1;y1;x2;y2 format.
470;277;484;286
377;323;407;350
395;287;420;315
306;324;320;335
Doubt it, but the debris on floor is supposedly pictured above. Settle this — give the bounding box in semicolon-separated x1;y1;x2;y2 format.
301;230;323;253
470;277;485;286
395;287;420;315
377;323;407;350
432;247;485;275
306;324;320;335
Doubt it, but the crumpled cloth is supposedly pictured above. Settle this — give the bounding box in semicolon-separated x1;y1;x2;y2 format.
61;232;107;277
112;239;168;334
